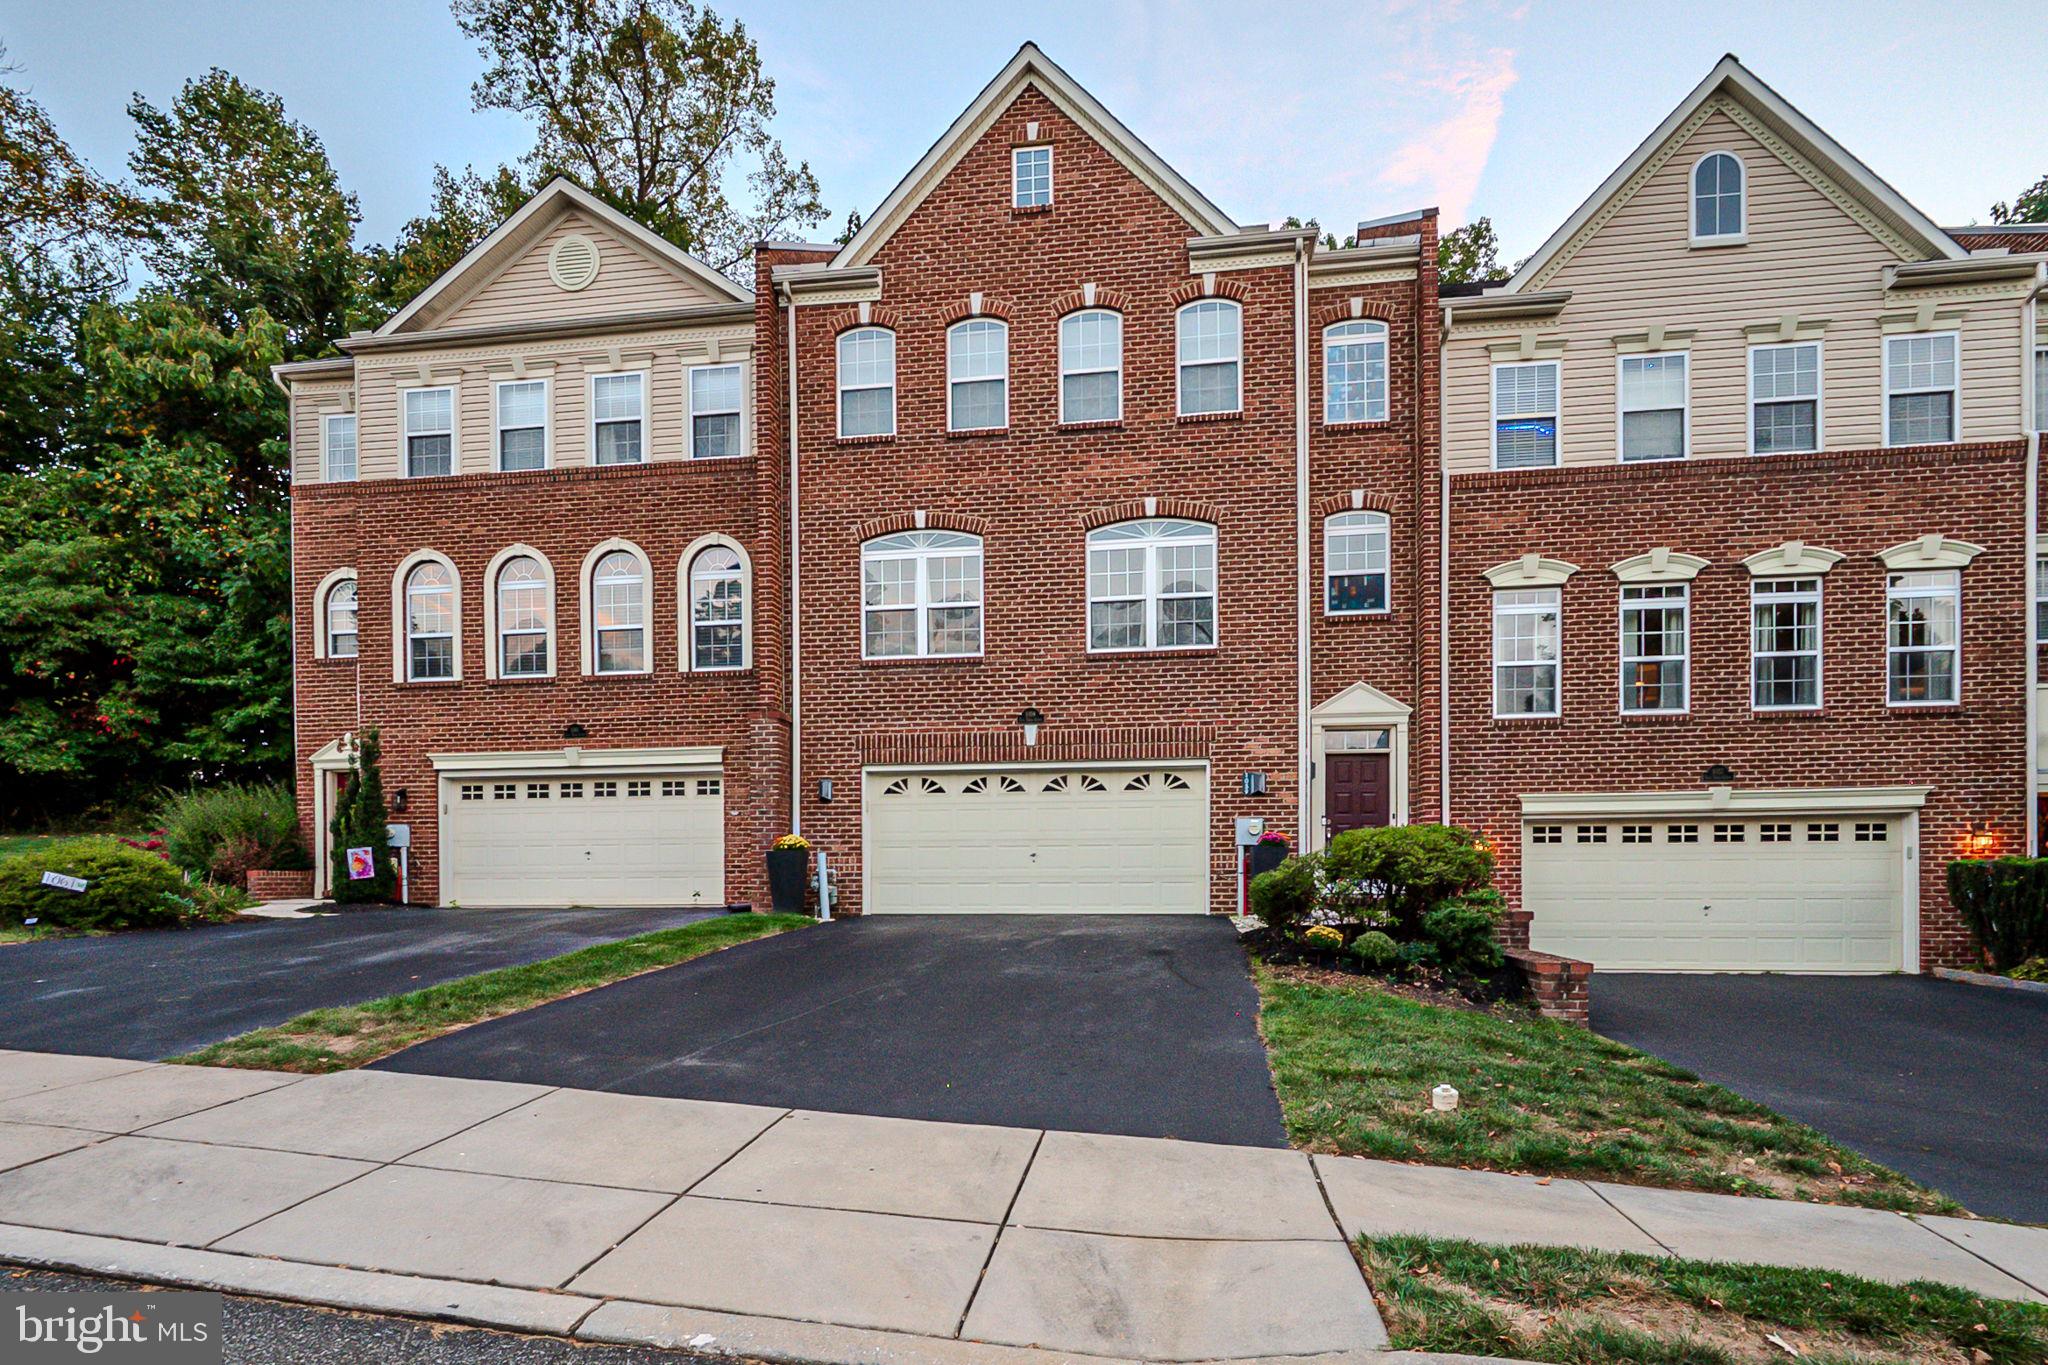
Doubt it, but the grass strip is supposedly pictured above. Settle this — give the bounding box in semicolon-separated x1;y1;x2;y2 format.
171;913;811;1073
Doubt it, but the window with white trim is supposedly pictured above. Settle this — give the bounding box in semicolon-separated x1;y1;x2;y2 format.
862;530;983;659
1324;320;1389;424
1177;300;1241;416
690;546;746;670
1493;587;1559;716
1618;353;1686;461
1012;146;1051;208
403;387;453;477
494;379;548;472
1059;310;1122;423
323;413;356;482
948;320;1008;431
837;327;895;438
2033;344;2046;434
1884;332;1958;446
496;555;549;676
1324;511;1389;614
325;579;358;658
1492;361;1558;469
404;561;455;680
1088;518;1216;651
2036;554;2048;644
688;363;744;458
591;550;647;674
1887;569;1959;704
1751;577;1821;710
1750;343;1820;454
590;372;645;465
1692;152;1744;242
1619;583;1688;712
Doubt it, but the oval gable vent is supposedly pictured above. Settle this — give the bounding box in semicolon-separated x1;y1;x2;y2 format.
548;234;601;292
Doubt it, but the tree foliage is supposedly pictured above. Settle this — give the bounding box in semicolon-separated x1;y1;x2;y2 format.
1991;175;2048;225
329;728;397;903
1437;217;1502;285
360;163;533;320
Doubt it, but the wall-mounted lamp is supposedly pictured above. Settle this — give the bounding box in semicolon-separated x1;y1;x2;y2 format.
390;788;408;813
1963;820;1998;856
818;778;834;803
563;722;590;740
1241;771;1268;797
1017;706;1045;748
1701;763;1735;784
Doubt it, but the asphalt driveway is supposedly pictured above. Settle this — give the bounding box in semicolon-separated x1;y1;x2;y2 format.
377;914;1287;1147
1594;973;2048;1222
0;906;716;1061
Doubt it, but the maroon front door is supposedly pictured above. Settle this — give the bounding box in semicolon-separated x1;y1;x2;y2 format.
1325;752;1391;839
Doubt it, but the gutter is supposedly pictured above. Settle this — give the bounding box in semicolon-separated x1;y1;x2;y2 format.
335;302;754;355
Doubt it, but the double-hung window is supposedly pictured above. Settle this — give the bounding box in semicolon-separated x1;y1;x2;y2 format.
2033;344;2046;434
405;562;455;680
2036;554;2048;644
1751;577;1821;709
690;547;747;670
861;531;983;659
591;551;647;674
495;379;548;472
1884;332;1958;446
1886;570;1959;704
1059;310;1122;423
325;580;358;658
590;373;645;465
689;363;744;458
1324;511;1389;614
496;555;550;676
1177;301;1241;416
1012;146;1051;207
1492;588;1559;716
1619;583;1688;711
1087;519;1216;652
837;327;895;438
1492;361;1558;468
1618;354;1686;461
1324;320;1389;424
947;320;1008;431
403;387;454;477
1750;343;1820;453
323;413;356;482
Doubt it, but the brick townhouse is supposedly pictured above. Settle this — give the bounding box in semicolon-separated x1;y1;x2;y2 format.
276;46;2042;972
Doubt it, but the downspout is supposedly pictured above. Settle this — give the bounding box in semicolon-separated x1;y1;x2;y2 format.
785;288;804;837
2026;280;2040;856
1294;241;1312;844
1438;309;1453;826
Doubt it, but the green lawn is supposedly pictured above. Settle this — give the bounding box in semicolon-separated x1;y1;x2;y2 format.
1258;964;1952;1214
174;913;810;1072
1364;1234;2048;1364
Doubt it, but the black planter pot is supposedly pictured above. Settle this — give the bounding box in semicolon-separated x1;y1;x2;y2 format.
766;847;811;914
1247;839;1290;880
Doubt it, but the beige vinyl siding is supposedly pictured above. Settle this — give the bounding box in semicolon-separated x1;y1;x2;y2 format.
289;379;354;484
1446;103;2030;473
437;213;725;331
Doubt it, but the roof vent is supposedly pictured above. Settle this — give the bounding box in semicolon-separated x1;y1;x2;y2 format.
548;234;601;292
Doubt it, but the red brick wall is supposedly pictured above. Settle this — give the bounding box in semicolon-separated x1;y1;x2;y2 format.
1445;441;2029;968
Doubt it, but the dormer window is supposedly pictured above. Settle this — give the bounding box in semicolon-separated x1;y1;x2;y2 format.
1013;146;1051;208
1691;152;1745;244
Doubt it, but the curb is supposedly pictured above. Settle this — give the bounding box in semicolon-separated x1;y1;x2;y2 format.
1931;966;2048;996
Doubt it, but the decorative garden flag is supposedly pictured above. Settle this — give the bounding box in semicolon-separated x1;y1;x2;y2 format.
346;847;375;881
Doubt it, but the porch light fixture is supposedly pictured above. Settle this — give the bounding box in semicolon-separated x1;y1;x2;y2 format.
563;722;590;740
390;788;408;813
1017;706;1045;747
818;778;834;803
1242;771;1268;796
1701;763;1735;784
1963;820;1997;856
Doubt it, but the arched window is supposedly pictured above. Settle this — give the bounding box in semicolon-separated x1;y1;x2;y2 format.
947;319;1008;431
1323;320;1389;424
496;555;551;676
1325;512;1390;614
1087;518;1216;652
590;549;647;674
324;578;358;658
837;327;895;438
1177;300;1241;416
404;561;456;680
1692;152;1744;243
689;546;748;671
1059;310;1122;423
862;530;984;659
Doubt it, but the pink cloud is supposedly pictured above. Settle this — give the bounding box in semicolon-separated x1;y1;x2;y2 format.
1377;47;1518;226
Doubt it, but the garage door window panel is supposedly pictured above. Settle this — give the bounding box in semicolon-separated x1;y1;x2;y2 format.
1493;588;1559;716
1088;518;1216;652
496;555;551;676
1619;583;1688;712
1886;570;1959;705
593;551;648;674
1752;577;1821;710
862;531;983;659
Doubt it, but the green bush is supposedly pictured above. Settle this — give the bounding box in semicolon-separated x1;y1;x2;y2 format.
1321;824;1494;934
158;783;306;888
2009;956;2048;983
1250;855;1317;932
0;838;191;930
1349;929;1399;968
1421;888;1506;975
1947;858;2048;971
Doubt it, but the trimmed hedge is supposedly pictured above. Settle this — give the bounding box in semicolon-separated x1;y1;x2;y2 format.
1947;858;2048;971
0;838;191;930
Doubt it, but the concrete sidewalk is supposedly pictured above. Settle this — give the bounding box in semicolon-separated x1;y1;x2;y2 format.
0;1050;2040;1365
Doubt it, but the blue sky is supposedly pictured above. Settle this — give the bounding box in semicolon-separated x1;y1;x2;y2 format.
4;0;2043;263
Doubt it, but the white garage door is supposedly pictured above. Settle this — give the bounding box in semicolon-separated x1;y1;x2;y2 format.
1524;815;1904;972
864;765;1209;914
439;771;724;908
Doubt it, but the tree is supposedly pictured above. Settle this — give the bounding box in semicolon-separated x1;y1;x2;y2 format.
452;0;826;271
360;163;533;321
1991;174;2048;225
329;728;396;903
833;208;862;246
1437;217;1501;285
127;69;361;359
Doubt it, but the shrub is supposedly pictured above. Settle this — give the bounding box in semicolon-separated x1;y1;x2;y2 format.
1947;858;2048;971
0;838;191;930
1320;825;1495;934
1350;929;1399;968
1422;888;1506;975
158;783;306;888
165;877;257;923
330;729;396;903
2010;956;2048;983
1250;855;1317;932
1302;925;1344;951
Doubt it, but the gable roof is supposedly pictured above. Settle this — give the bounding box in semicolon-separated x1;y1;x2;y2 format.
832;43;1238;268
1504;55;1963;294
376;177;750;337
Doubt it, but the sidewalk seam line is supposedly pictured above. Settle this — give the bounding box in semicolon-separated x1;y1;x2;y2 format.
952;1127;1045;1340
1910;1216;2048;1297
1582;1181;1676;1256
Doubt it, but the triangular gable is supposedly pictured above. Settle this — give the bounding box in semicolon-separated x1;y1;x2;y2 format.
1507;56;1962;294
834;42;1237;269
1311;681;1412;722
377;178;749;336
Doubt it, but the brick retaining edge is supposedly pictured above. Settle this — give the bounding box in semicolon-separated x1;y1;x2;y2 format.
1504;947;1593;1026
246;869;315;901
